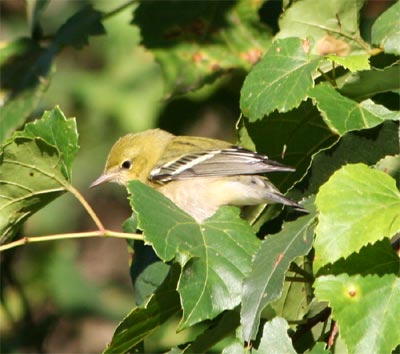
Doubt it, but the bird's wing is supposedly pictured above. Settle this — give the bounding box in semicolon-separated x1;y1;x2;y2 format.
149;147;294;182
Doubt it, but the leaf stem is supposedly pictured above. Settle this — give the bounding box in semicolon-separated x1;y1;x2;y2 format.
289;262;313;281
66;184;105;231
102;0;137;21
0;230;144;252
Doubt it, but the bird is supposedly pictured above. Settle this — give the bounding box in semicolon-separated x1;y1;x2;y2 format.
91;129;304;222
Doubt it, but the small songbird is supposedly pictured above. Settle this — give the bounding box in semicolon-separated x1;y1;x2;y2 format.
91;129;304;222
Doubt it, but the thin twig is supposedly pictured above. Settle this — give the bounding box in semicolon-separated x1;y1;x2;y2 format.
0;230;144;252
102;0;137;21
66;184;105;231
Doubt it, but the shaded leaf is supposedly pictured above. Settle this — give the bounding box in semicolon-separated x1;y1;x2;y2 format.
53;5;106;50
371;1;400;55
241;208;315;341
0;107;78;243
240;38;321;121
128;181;260;329
310;83;400;135
314;163;400;269
306;121;400;196
241;100;338;192
26;0;49;37
103;265;181;354
0;39;53;142
253;317;296;354
134;0;272;96
183;311;240;354
318;239;399;277
314;274;400;354
339;62;400;100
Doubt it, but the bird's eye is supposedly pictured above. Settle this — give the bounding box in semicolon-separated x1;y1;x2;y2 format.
121;160;132;169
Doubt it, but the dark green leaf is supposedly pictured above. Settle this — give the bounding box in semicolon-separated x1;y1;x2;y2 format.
103;265;181;354
241;101;338;192
53;5;106;50
0;39;53;142
241;38;321;121
128;181;260;329
26;0;49;37
0;107;78;243
134;0;272;96
241;209;315;341
339;62;400;101
310;83;400;135
318;239;399;277
315;274;400;354
314;164;400;270
307;121;400;196
183;311;240;353
371;1;400;55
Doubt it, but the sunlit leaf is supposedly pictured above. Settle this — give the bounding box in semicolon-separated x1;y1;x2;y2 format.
240;38;321;121
310;83;400;135
315;274;400;354
314;163;400;269
277;0;367;53
253;317;296;354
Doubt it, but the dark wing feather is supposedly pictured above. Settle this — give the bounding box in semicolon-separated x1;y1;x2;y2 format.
149;147;294;182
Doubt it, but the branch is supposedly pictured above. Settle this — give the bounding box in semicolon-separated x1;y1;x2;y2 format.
0;230;144;252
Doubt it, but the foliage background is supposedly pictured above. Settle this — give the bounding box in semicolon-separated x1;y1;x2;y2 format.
1;0;241;352
1;0;399;353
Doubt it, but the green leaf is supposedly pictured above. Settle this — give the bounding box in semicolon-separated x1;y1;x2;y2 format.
307;121;400;196
314;274;400;354
327;54;370;72
103;265;181;354
253;317;296;354
134;0;272;96
240;38;321;121
339;62;400;101
128;181;260;329
0;107;78;243
183;311;240;354
371;1;400;55
318;239;399;277
53;5;106;50
277;0;367;53
0;39;53;142
314;163;400;269
241;210;315;341
310;83;400;135
15;107;79;180
241;101;338;192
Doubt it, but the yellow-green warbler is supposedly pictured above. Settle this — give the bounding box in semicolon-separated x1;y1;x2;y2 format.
91;129;304;221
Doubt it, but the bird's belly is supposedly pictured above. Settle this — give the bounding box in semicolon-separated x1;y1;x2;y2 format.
159;176;266;222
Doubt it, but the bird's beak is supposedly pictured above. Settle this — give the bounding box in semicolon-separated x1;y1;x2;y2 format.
90;172;117;188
